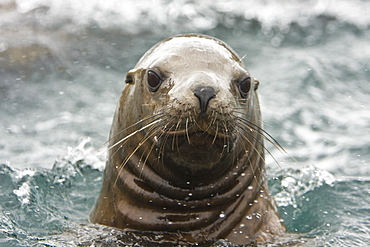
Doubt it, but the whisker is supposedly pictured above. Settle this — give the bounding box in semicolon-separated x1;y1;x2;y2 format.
139;126;169;178
185;117;191;144
236;122;266;163
232;105;297;170
100;111;168;150
233;115;286;154
114;121;168;186
171;114;184;150
232;121;265;189
220;119;231;154
234;118;282;170
242;138;263;190
210;116;219;148
109;117;167;159
108;118;164;151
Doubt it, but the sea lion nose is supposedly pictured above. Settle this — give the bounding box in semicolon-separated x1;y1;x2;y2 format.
194;86;216;114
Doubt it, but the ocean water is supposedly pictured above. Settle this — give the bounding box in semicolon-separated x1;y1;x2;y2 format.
1;0;369;246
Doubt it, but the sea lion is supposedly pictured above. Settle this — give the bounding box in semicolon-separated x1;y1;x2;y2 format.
90;34;286;245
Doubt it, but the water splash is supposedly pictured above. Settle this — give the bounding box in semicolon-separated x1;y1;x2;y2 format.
0;139;104;246
272;165;335;208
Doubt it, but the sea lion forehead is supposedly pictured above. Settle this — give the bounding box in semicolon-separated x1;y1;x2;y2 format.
161;36;237;59
136;35;242;70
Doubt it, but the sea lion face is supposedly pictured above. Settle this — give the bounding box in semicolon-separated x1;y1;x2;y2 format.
123;35;259;179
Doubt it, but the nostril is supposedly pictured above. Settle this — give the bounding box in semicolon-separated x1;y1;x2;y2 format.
194;86;216;114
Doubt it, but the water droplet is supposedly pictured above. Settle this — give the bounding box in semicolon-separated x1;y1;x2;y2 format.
247;186;253;190
241;173;246;177
139;217;143;220
0;42;8;52
188;193;193;197
246;214;252;220
219;212;225;218
240;224;245;228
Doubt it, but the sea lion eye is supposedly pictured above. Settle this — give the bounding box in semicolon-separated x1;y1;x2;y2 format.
147;70;162;92
238;77;251;98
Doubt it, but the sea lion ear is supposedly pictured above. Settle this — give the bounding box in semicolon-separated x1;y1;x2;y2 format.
125;69;137;84
253;78;259;90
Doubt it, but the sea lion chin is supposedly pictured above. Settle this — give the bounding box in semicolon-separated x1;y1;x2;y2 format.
90;34;286;245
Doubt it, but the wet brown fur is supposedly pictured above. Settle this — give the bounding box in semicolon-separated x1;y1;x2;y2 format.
90;34;286;245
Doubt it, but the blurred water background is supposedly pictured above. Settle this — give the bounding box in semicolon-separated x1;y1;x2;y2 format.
0;0;369;246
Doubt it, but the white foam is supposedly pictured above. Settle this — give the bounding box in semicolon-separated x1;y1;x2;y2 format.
13;0;370;33
13;181;32;204
64;137;106;171
274;165;335;208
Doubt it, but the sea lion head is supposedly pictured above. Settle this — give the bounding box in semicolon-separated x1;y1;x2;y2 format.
119;34;260;184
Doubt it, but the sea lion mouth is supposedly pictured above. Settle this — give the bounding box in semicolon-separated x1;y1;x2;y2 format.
164;129;233;142
155;130;235;174
159;128;235;150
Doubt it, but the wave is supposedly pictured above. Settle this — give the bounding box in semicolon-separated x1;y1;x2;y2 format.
8;0;370;34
